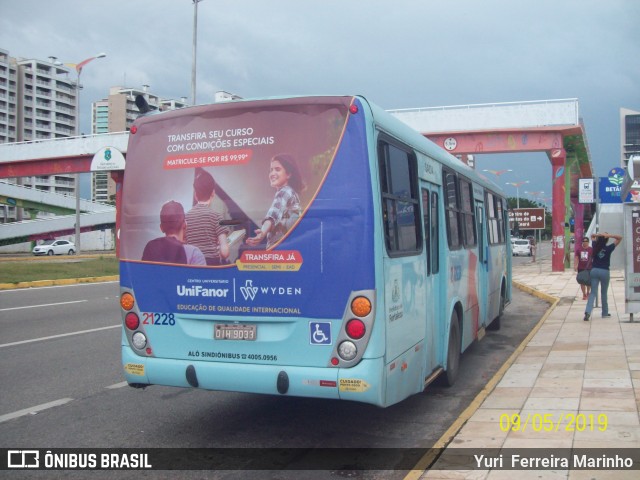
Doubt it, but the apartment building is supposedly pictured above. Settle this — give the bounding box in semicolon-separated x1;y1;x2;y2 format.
0;48;78;223
0;48;18;144
90;86;188;203
621;107;640;169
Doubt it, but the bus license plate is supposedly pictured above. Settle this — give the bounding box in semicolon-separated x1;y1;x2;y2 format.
214;324;257;341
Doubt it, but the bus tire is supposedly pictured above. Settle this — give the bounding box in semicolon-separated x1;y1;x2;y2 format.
442;311;461;387
487;284;505;331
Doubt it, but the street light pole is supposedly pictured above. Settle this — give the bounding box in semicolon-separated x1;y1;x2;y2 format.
192;0;204;105
482;169;512;178
506;181;529;209
71;53;106;254
525;190;545;205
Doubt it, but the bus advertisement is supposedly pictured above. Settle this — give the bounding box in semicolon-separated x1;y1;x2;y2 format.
119;95;511;407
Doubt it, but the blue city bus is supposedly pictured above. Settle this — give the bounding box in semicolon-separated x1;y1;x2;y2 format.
119;95;511;407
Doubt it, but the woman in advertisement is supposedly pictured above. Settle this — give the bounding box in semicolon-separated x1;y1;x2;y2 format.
247;153;306;249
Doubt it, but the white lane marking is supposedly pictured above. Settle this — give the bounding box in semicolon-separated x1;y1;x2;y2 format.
0;280;119;293
0;300;87;312
105;381;129;389
0;398;74;424
0;325;120;349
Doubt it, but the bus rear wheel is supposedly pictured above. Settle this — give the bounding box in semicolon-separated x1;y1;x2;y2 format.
487;284;505;331
442;311;461;387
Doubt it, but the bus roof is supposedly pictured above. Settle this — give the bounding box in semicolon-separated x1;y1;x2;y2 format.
133;94;506;197
363;98;506;196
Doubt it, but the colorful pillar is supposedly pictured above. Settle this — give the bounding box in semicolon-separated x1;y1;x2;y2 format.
551;148;566;272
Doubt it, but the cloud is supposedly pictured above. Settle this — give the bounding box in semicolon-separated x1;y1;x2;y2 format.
1;0;639;190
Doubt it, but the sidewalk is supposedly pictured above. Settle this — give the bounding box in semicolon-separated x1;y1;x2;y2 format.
420;255;640;479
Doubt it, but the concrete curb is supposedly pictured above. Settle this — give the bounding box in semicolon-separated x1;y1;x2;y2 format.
406;281;561;477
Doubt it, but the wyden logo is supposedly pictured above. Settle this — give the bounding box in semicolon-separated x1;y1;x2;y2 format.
7;450;39;468
240;280;258;301
238;279;302;302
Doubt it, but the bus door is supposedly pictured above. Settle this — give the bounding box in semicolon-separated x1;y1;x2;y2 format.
421;185;440;375
475;201;489;327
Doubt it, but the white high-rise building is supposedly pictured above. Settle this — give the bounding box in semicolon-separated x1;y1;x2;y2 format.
0;48;78;223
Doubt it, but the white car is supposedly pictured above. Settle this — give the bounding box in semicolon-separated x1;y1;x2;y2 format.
512;239;532;256
32;239;76;256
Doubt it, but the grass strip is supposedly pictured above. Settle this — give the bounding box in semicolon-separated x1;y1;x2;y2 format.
0;256;118;284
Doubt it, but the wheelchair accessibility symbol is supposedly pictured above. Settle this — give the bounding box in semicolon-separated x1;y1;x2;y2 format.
309;322;331;345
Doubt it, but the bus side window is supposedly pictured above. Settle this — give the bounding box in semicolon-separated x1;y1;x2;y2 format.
431;191;439;273
422;189;431;274
444;170;462;250
422;188;440;275
459;178;477;248
497;197;506;243
378;139;421;256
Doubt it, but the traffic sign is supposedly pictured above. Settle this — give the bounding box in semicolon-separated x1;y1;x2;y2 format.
507;208;546;229
578;178;595;204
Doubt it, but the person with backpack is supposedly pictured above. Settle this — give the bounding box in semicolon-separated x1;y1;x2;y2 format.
584;232;622;321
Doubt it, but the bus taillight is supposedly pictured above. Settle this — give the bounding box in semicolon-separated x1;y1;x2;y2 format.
338;341;357;361
125;312;139;330
350;296;371;317
346;319;366;339
132;332;147;350
120;293;135;311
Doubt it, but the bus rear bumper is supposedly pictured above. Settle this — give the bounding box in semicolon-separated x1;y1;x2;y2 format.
122;346;386;406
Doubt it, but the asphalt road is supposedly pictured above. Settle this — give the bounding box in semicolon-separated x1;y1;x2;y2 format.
0;281;549;479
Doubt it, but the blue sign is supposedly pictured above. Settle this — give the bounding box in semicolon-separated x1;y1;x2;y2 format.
599;167;625;204
309;322;332;345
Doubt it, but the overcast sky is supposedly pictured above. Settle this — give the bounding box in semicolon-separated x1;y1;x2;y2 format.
1;0;639;201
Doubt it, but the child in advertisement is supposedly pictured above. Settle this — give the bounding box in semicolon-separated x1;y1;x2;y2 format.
141;201;206;265
185;169;230;265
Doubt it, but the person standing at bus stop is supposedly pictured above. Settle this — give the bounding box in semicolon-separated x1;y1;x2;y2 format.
574;236;593;300
584;232;622;321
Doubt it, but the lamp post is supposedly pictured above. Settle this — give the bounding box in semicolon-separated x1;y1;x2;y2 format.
505;180;529;209
192;0;204;105
483;169;512;178
525;190;545;204
69;53;106;254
